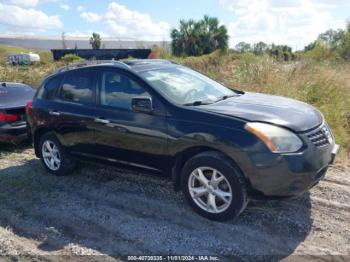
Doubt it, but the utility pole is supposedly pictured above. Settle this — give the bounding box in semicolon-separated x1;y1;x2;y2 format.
62;32;67;49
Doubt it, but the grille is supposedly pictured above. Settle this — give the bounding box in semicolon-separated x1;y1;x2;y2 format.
307;124;332;148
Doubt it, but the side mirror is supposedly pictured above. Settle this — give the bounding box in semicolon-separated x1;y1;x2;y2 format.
131;97;153;113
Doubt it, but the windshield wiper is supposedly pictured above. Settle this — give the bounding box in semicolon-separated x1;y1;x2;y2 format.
183;94;241;106
214;94;239;103
183;100;215;106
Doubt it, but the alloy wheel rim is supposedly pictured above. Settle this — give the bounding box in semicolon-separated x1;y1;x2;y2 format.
42;140;61;171
188;167;232;214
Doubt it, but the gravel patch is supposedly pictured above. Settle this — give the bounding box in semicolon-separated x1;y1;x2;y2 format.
0;146;349;261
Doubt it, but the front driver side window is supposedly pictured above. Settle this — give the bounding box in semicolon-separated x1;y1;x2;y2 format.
100;71;150;110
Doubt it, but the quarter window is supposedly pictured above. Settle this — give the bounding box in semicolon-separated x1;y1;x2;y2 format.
38;75;62;100
100;71;150;110
60;71;95;104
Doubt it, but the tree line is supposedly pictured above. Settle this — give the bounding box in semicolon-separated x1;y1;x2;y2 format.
87;15;349;62
170;15;295;61
303;24;350;61
234;41;294;61
170;15;350;61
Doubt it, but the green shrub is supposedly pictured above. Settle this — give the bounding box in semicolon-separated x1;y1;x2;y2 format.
60;54;83;64
338;32;350;60
302;42;339;62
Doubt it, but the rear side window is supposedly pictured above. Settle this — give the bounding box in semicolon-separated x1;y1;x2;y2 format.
60;71;95;104
37;75;62;100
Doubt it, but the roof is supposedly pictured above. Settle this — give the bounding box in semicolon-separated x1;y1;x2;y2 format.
122;59;178;72
54;59;178;74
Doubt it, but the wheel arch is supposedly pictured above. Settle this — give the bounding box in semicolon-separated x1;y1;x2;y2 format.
33;128;53;157
171;146;248;192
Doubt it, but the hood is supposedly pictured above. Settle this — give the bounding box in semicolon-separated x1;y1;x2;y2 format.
198;92;323;132
0;83;35;109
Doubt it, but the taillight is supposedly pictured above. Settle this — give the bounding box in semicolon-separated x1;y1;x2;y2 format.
26;101;32;115
0;112;19;122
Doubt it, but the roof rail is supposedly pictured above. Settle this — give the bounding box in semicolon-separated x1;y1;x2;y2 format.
121;59;175;66
54;60;131;73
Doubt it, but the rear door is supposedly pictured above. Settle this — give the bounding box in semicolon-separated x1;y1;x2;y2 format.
34;68;101;155
92;68;169;171
53;68;102;155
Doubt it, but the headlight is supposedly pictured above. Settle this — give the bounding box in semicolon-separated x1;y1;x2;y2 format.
245;122;303;153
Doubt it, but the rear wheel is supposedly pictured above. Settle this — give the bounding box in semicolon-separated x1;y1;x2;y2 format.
39;133;76;176
181;151;248;221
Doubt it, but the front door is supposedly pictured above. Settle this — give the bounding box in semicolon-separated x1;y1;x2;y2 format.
92;69;169;171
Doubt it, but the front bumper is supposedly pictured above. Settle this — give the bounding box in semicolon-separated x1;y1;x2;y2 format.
245;142;339;197
0;122;29;143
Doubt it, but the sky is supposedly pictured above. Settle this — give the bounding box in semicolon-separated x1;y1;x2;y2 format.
0;0;349;49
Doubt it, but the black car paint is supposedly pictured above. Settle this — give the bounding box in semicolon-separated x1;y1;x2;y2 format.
198;92;324;132
0;82;35;143
27;62;338;197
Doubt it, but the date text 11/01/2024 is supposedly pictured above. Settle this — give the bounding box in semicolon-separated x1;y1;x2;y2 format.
127;255;220;261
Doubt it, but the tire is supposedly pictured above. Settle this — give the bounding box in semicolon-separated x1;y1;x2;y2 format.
181;151;248;221
38;132;76;176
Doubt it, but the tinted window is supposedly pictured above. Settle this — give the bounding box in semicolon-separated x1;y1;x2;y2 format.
38;75;62;100
60;71;95;104
100;71;150;110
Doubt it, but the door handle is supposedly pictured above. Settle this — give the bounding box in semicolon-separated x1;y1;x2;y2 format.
94;118;110;124
49;110;61;116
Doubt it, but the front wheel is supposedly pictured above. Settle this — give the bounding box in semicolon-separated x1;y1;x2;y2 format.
39;133;76;176
181;151;248;221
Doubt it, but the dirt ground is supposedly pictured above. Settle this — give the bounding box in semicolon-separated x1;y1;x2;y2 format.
0;144;349;261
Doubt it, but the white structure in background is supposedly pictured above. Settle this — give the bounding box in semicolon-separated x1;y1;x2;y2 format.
7;53;40;65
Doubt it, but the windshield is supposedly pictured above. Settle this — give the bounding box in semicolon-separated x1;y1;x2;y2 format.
139;66;236;105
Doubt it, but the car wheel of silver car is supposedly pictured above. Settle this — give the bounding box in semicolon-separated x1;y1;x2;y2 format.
188;167;233;214
39;132;76;176
181;151;248;221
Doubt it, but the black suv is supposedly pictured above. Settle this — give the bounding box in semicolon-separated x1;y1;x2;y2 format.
27;59;339;221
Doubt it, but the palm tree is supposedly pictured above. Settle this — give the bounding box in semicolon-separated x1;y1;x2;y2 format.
171;15;229;56
89;32;101;50
200;15;228;53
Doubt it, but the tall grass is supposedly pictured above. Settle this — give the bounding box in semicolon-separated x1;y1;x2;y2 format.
0;63;59;88
0;45;56;87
